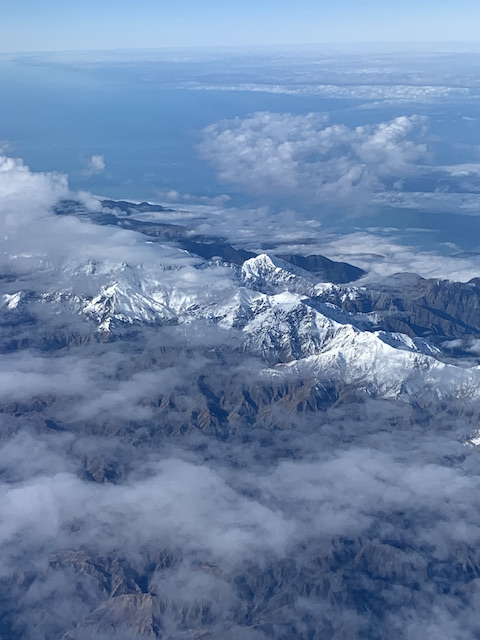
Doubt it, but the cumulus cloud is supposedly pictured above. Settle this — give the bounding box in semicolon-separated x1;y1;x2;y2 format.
198;112;429;209
196;109;480;220
0;153;68;221
83;154;106;176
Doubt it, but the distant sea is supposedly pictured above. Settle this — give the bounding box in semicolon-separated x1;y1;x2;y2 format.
2;55;480;252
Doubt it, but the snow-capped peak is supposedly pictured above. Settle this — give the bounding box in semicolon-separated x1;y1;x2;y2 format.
241;253;317;295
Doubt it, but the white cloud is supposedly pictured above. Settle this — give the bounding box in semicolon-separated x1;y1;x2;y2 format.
198;112;429;210
121;194;480;284
0;152;187;278
0;154;68;223
375;190;480;213
159;188;232;206
318;231;480;282
83;154;106;176
190;82;471;104
0;457;293;578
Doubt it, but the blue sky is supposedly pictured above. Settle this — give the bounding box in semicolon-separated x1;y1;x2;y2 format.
1;0;480;52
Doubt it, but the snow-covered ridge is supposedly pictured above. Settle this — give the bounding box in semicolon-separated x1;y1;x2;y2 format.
4;242;480;402
242;253;316;289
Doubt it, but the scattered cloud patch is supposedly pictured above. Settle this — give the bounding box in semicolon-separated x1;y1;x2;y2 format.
159;189;232;207
82;154;106;176
190;82;472;104
318;231;480;282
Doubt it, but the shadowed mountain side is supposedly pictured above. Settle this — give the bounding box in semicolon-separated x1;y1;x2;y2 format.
279;253;365;284
1;334;480;640
3;532;480;639
53;199;366;280
0;341;474;458
321;273;480;344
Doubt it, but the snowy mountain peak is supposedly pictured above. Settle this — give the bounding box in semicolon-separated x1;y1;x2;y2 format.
242;253;317;295
243;253;311;279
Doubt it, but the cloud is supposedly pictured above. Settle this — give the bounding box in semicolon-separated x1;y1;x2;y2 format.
318;231;480;282
0;459;292;577
3;408;480;639
196;110;480;219
190;82;471;104
158;188;232;207
198;112;429;210
0;154;68;222
0;152;199;283
128;196;480;284
83;154;106;176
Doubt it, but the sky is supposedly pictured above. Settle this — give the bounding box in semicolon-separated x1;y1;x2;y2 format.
2;0;480;52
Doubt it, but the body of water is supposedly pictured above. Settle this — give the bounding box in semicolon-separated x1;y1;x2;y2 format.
2;55;480;252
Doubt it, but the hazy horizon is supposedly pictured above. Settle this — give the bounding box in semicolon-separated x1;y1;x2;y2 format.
2;0;480;52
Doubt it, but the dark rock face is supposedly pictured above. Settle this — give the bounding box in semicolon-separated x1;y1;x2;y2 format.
177;239;256;266
279;253;366;284
321;273;480;344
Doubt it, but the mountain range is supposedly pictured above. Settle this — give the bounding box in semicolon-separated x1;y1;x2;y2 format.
2;197;480;640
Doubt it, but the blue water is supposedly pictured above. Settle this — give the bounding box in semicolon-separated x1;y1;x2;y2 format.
2;56;480;251
0;58;358;201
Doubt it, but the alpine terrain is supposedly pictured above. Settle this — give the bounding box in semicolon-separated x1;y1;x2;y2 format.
2;193;480;640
